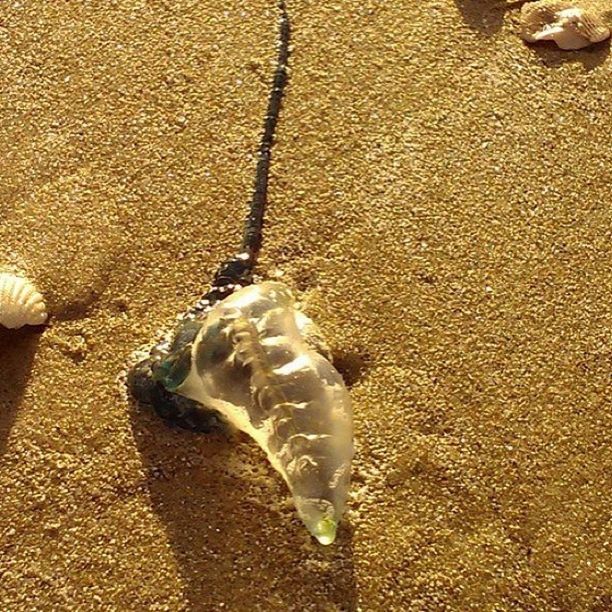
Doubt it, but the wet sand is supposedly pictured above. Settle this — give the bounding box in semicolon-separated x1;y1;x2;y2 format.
1;1;610;610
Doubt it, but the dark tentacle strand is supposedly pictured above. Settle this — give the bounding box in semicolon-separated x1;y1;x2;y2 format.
127;356;224;433
189;0;291;318
127;2;291;430
184;0;290;321
242;0;290;259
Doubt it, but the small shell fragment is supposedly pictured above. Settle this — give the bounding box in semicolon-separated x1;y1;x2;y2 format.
0;273;48;329
520;1;611;50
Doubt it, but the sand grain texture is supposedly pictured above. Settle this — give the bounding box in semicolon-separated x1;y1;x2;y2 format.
0;1;610;610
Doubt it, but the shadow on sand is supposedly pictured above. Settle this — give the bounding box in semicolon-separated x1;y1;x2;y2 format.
531;40;610;71
454;0;526;35
0;327;43;457
129;399;358;611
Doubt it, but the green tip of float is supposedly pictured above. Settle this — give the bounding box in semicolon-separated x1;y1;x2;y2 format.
312;518;337;546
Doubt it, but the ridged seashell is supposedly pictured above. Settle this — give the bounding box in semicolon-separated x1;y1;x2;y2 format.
520;1;611;50
0;273;48;329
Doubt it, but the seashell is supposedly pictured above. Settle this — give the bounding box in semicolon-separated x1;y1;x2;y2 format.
520;1;611;50
0;273;48;329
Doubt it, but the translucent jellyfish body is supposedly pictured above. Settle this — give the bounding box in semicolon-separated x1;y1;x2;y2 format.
175;282;353;544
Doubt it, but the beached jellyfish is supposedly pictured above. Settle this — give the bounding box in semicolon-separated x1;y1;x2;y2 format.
127;1;354;545
158;282;353;545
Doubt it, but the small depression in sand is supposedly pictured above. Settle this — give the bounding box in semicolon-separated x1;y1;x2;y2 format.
1;166;126;320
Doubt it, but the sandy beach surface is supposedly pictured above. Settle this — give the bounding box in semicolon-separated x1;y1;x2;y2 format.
1;1;610;610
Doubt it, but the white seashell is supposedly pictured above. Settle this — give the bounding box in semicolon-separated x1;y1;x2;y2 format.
520;1;611;50
0;273;48;329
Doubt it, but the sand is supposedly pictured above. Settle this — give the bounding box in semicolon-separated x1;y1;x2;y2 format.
0;0;610;610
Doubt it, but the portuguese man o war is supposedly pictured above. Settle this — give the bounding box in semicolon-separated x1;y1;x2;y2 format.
127;1;353;545
175;282;351;544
